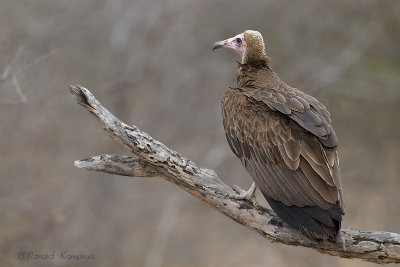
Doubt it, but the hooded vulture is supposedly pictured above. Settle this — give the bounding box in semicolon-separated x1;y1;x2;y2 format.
213;30;344;241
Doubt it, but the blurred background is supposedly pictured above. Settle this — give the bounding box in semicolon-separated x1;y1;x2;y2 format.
1;0;399;266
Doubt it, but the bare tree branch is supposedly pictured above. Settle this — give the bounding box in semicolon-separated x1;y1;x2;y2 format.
70;84;400;264
1;45;24;80
11;73;27;103
75;154;161;178
0;46;54;104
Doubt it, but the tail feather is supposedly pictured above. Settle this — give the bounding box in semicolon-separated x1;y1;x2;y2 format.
264;194;342;241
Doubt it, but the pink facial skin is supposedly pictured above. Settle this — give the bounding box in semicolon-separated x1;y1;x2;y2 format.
212;33;247;60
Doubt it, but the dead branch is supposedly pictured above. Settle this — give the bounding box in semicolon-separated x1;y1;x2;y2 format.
70;84;400;264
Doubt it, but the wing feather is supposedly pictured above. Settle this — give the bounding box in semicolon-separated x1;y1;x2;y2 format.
222;88;344;212
283;140;301;161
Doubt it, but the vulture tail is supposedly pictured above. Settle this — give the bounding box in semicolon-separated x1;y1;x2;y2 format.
263;195;342;242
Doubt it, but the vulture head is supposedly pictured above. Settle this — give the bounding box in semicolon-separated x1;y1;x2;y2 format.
213;30;267;65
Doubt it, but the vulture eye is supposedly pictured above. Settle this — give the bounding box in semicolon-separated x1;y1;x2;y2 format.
236;38;242;45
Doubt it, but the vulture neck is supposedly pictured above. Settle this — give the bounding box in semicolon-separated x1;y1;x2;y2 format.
241;50;270;66
237;60;279;89
241;34;269;66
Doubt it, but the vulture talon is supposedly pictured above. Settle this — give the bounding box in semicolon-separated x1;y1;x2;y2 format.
229;183;262;209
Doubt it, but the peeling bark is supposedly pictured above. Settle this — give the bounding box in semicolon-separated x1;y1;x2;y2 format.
70;85;400;264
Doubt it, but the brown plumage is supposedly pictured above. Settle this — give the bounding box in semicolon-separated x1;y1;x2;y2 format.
214;30;344;241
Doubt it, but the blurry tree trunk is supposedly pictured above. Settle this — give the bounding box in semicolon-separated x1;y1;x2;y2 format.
70;85;400;264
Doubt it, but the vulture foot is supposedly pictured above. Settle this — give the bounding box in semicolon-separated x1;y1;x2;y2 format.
229;182;261;209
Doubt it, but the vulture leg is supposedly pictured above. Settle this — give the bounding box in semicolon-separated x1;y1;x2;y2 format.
229;183;261;209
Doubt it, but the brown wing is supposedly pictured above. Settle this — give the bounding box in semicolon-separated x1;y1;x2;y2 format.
223;89;342;210
222;88;344;239
241;86;343;202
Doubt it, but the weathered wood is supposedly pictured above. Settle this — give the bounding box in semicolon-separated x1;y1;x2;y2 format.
70;84;400;264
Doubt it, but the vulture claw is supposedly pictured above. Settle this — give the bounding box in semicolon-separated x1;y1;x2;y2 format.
228;183;262;210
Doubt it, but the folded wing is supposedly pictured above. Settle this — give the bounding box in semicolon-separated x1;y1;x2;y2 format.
222;88;344;240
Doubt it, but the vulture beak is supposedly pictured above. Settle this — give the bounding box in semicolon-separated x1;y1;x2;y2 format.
212;41;224;51
212;33;246;57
